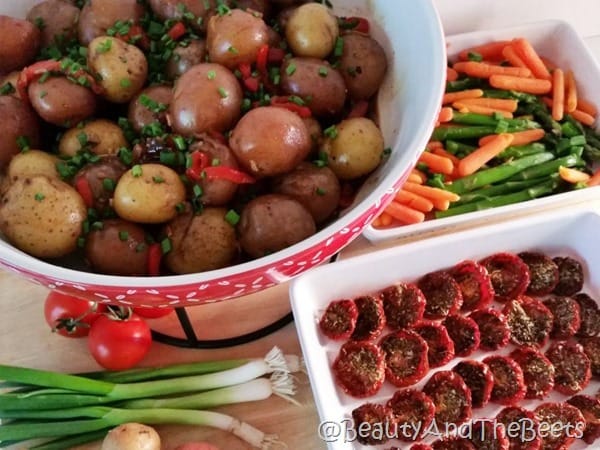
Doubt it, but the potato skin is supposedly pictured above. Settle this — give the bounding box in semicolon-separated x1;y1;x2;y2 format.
59;119;127;157
338;32;388;100
27;0;80;49
85;219;149;276
0;15;40;74
128;86;172;133
72;156;127;213
28;76;97;127
238;194;316;258
114;164;186;224
148;0;215;32
164;208;238;274
229;106;312;178
0;176;86;258
321;117;384;180
88;37;148;104
7;150;60;183
165;39;207;80
280;57;346;117
78;0;144;45
206;9;270;69
0;72;21;100
272;162;340;223
170;63;243;136
285;3;338;59
0;96;41;170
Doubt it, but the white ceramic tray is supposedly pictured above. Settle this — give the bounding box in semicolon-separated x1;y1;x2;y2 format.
363;20;600;244
291;206;600;449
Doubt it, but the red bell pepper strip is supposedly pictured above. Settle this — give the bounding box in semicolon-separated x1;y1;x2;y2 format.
17;60;62;102
74;177;94;208
341;17;370;34
147;243;162;276
185;151;210;182
347;100;370;118
256;44;269;74
243;77;259;92
239;63;252;80
121;24;150;50
203;166;256;184
270;97;312;118
167;22;186;40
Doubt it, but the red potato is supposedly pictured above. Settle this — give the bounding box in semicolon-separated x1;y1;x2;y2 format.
0;15;40;74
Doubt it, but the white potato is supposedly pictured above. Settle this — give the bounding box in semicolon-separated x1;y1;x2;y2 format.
113;163;186;223
102;423;160;450
7;150;60;182
0;175;86;258
321;117;384;180
88;36;148;103
59;119;128;157
285;3;339;59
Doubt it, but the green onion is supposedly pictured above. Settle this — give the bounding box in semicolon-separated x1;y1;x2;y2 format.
193;184;203;197
217;87;228;98
131;165;143;177
96;39;112;54
207;69;216;80
285;63;296;76
318;66;328;77
0;82;15;95
152;176;165;183
160;237;172;254
118;231;129;241
102;178;115;192
16;136;30;152
225;209;240;226
120;78;132;88
334;36;344;57
324;125;338;139
34;193;45;202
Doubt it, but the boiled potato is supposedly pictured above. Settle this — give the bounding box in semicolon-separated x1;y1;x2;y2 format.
320;117;384;180
88;36;148;103
0;175;86;258
7;150;60;182
113;163;186;223
102;423;160;450
285;3;338;58
164;208;238;274
59;119;127;157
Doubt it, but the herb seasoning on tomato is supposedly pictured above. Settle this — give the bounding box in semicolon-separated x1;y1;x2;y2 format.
332;341;385;398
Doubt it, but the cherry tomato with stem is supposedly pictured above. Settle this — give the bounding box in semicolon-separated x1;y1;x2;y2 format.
44;291;106;338
88;306;152;370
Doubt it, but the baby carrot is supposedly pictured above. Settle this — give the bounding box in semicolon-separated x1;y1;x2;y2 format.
395;190;434;213
565;70;578;113
379;212;393;227
577;98;598;117
501;45;529;69
453;61;531;79
410;168;427;184
587;168;600;187
418;151;454;175
478;128;545;147
446;67;459;82
457;133;514;177
431;198;451;211
489;74;552;95
551;68;565;121
559;166;590;183
384;202;425;225
453;102;514;118
402;181;460;202
432;148;461;166
458;40;511;61
442;89;484;105
437;107;454;123
512;38;552;80
457;97;518;112
571;109;596;127
427;140;444;150
371;215;382;228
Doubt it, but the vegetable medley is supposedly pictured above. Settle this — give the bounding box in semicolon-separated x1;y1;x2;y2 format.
0;0;389;276
374;36;600;229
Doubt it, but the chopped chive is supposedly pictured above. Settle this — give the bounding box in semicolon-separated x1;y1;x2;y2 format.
324;125;338;139
39;90;48;98
193;184;203;197
77;236;86;248
102;178;116;192
160;151;177;166
34;193;45;202
119;230;129;241
38;71;51;83
33;16;45;29
211;158;220;166
172;135;187;151
120;78;132;88
91;221;104;231
175;202;186;213
96;39;112;54
152;176;165;183
241;98;252;112
467;52;483;62
139;94;167;113
289;95;305;106
225;209;240;226
285;63;296;76
227;46;238;54
77;132;88;147
131;165;143;177
118;147;133;165
315;187;326;196
318;66;328;77
16;136;30;152
161;237;172;254
0;82;15;95
135;242;147;253
217;87;228;98
382;147;392;158
207;70;216;80
334;37;344;57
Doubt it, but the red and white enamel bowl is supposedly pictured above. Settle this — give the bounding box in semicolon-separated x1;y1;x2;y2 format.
0;0;446;307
